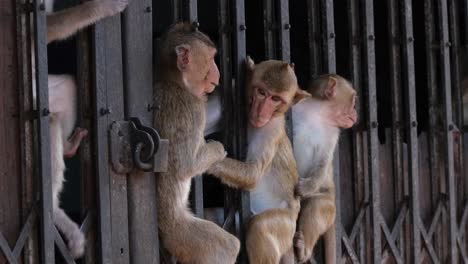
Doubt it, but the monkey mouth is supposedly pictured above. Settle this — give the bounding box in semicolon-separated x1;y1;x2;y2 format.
249;117;269;128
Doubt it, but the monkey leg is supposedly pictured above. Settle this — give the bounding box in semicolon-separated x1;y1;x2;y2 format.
295;196;336;263
161;216;240;264
54;207;86;258
246;208;298;264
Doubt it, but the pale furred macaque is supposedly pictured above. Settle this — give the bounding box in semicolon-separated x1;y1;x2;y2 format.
293;74;357;263
35;0;128;258
152;23;240;264
207;57;311;263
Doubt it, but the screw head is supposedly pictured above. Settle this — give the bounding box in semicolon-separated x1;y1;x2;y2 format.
239;24;246;31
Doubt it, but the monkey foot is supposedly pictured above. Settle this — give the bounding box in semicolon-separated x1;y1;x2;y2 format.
294;231;306;263
64;127;88;158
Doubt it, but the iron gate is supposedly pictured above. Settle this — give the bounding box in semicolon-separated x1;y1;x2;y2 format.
1;0;468;263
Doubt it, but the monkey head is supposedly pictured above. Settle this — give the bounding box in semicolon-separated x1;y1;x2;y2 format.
158;23;220;99
307;74;358;129
245;56;310;128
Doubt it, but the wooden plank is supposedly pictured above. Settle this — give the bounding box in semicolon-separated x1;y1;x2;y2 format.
122;0;159;262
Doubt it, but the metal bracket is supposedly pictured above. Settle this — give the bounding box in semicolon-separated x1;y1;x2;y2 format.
109;118;168;174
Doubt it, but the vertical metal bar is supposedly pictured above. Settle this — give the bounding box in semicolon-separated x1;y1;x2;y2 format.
122;0;159;262
320;0;338;261
448;0;462;128
264;0;276;59
277;0;290;62
401;1;421;263
218;0;235;230
233;0;249;261
93;14;131;263
307;0;321;77
437;0;458;262
362;0;381;262
185;0;198;23
171;0;181;22
387;1;408;259
347;0;366;261
33;0;55;262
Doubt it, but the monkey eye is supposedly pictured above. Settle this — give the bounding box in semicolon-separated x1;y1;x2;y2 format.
257;88;267;97
271;96;282;102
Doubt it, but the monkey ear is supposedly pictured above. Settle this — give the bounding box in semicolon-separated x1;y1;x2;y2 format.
245;56;255;71
323;76;337;99
293;88;311;105
175;44;191;71
289;62;295;70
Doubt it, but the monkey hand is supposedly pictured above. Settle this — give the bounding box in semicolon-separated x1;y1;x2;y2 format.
295;178;319;199
206;139;227;162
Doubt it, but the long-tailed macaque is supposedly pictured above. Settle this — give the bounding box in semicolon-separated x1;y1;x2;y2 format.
207;57;310;263
152;23;240;264
293;74;357;263
35;0;129;258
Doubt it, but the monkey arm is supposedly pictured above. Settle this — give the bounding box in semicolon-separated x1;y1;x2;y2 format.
47;0;128;44
296;159;332;198
207;144;277;190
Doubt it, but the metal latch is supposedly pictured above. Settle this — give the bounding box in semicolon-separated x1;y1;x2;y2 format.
109;118;168;174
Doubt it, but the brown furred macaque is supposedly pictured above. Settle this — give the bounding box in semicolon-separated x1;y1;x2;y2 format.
207;57;310;263
293;74;357;263
34;0;129;258
152;23;239;264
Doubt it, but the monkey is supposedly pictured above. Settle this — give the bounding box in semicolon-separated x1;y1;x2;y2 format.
292;74;357;263
207;57;311;263
32;0;129;258
152;23;240;264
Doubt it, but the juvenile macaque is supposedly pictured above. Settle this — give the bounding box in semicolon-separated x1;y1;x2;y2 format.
293;74;357;263
207;57;310;263
152;23;240;264
34;0;128;258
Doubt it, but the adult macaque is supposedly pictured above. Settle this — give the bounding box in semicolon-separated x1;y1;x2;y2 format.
152;23;240;264
35;0;129;258
293;74;357;263
207;57;310;263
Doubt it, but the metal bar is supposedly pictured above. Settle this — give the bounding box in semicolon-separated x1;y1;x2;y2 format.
122;0;160;262
54;228;77;264
307;0;321;77
184;0;198;23
321;0;335;73
347;0;365;261
12;210;36;258
218;0;235;231
33;0;55;262
233;0;248;261
424;0;444;258
448;0;462;129
264;0;276;59
387;1;408;259
437;0;458;262
401;1;421;262
362;0;381;262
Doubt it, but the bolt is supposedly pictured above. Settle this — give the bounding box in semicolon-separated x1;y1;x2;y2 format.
371;121;378;128
100;108;111;116
42;108;50;116
445;42;452;47
39;3;45;11
239;24;246;31
192;21;200;29
408;36;414;42
412;121;417;127
329;32;336;39
145;6;151;13
284;24;291;30
368;35;375;41
448;124;454;131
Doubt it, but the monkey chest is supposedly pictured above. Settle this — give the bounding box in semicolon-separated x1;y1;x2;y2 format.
250;169;289;215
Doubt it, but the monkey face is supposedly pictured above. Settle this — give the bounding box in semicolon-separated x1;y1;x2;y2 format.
177;41;220;99
249;85;289;127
